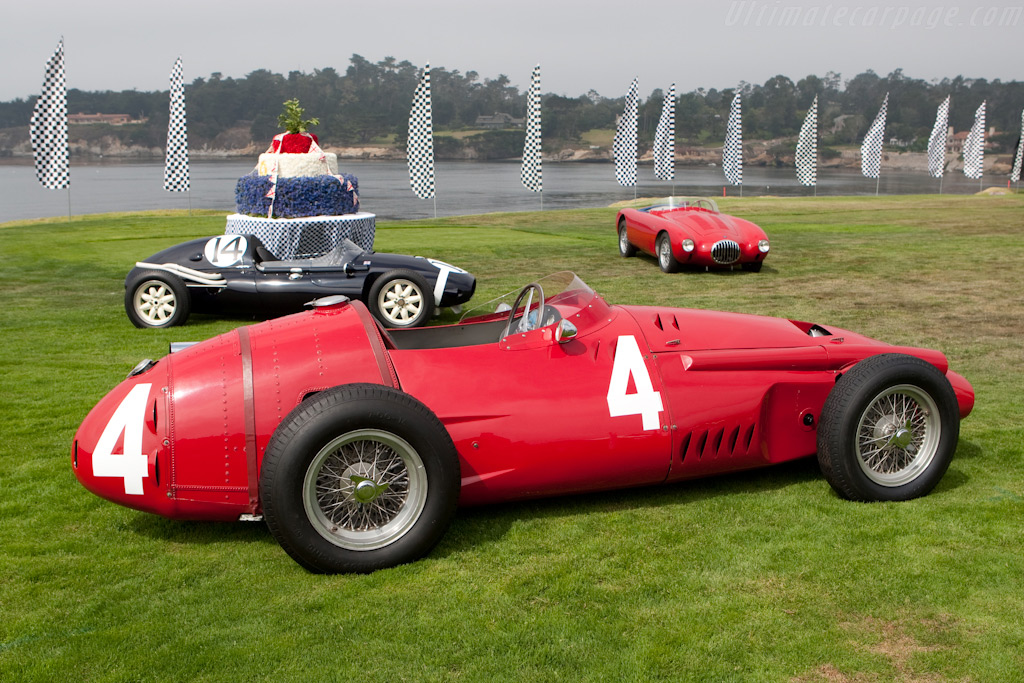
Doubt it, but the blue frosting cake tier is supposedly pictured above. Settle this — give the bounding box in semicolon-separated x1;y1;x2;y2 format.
235;174;359;218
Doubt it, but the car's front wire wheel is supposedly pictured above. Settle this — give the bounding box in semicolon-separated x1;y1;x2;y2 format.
260;384;460;573
817;353;960;502
657;233;679;273
618;219;636;257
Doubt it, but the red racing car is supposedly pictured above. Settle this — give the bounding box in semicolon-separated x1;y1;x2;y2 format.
617;197;770;272
72;272;973;573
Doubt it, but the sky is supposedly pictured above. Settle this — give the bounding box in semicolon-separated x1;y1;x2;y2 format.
3;0;1021;102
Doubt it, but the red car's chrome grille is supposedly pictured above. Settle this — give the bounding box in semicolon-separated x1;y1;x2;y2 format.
711;239;741;264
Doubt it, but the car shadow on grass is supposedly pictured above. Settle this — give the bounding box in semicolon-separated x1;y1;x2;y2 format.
123;443;974;562
128;515;276;547
436;450;974;561
634;252;774;275
435;456;825;560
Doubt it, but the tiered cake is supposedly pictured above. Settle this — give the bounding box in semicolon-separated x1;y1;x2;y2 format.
225;100;375;259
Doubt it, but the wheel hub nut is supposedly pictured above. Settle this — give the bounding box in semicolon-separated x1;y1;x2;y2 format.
354;479;379;503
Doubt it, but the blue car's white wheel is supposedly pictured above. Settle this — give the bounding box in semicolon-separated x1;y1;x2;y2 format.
125;270;190;328
369;269;434;328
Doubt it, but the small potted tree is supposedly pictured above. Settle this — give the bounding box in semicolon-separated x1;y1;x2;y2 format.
272;99;321;153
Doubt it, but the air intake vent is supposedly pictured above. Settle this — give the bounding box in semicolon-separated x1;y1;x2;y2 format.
711;239;741;265
679;421;758;462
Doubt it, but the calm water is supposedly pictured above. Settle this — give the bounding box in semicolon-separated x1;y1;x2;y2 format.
0;158;997;223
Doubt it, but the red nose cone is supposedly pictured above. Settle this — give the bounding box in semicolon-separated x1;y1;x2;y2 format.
72;366;169;515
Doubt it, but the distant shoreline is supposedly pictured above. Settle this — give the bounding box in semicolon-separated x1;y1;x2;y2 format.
0;141;1014;175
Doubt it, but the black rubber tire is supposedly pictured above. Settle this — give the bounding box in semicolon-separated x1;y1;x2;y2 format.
742;261;763;273
125;270;191;328
657;233;679;273
618;219;636;257
816;353;960;502
260;384;460;573
368;269;435;328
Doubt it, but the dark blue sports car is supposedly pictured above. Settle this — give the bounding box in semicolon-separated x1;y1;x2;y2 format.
125;235;475;329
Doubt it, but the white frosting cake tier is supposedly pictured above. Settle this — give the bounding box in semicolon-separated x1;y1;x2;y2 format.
257;152;339;177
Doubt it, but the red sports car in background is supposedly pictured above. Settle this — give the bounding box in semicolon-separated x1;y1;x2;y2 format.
617;197;770;272
72;272;973;573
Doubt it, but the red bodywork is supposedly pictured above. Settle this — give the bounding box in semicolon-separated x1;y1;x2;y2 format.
618;202;769;268
72;276;973;521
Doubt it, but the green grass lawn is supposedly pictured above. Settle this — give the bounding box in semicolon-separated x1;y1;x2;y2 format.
1;195;1022;681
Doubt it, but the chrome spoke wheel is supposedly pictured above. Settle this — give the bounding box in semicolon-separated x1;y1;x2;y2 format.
303;429;427;551
855;384;941;487
657;234;678;272
134;280;177;326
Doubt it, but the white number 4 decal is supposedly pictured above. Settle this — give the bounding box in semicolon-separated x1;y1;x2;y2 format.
607;335;664;431
92;383;151;495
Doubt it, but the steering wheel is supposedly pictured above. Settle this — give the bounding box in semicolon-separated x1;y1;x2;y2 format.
500;283;545;340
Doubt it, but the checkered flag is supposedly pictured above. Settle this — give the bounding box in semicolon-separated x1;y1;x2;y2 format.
29;39;69;190
963;101;986;180
723;93;742;186
653;83;675;181
407;64;436;200
163;57;190;192
521;64;542;193
613;78;638;187
795;96;818;186
927;96;950;179
1011;109;1023;183
861;93;888;179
